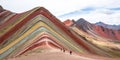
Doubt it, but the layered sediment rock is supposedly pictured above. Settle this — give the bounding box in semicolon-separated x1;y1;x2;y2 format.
0;6;120;60
69;18;120;58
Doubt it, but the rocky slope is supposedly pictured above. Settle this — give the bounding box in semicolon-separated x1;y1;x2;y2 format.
74;18;120;41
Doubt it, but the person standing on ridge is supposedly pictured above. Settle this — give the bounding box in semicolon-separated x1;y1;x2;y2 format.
63;49;65;52
70;51;72;55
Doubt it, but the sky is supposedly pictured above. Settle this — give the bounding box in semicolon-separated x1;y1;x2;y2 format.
0;0;120;25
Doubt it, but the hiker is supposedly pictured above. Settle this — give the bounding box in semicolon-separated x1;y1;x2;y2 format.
63;49;65;52
60;48;62;51
70;51;72;55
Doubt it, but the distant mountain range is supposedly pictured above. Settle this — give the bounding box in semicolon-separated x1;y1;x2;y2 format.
96;22;120;30
73;18;120;30
71;18;120;41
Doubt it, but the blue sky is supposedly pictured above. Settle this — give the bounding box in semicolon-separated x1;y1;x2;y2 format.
0;0;120;25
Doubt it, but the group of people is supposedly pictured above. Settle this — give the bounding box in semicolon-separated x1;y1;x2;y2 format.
60;48;72;55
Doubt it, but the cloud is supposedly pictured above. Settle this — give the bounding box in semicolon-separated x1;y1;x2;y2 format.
58;8;120;25
0;0;120;24
110;8;120;10
81;7;95;11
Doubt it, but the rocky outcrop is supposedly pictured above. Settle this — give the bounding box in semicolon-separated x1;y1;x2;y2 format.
93;24;120;41
63;19;74;27
75;18;93;32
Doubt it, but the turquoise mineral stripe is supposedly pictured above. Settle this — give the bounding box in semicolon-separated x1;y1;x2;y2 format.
0;16;40;47
0;27;69;60
2;14;71;48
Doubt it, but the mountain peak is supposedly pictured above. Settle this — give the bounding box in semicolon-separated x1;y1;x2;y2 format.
96;21;107;26
96;21;105;24
0;5;4;13
78;18;86;21
96;22;120;30
76;18;89;23
76;18;90;25
63;19;74;26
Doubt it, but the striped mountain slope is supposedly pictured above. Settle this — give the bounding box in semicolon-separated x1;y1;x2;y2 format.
64;18;120;58
0;6;120;60
0;6;91;60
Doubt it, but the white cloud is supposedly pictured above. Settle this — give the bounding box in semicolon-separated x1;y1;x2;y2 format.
59;8;120;25
0;0;120;24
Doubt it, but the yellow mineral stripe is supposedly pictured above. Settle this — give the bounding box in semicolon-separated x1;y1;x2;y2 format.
0;21;83;54
1;14;15;24
0;7;41;35
0;21;41;54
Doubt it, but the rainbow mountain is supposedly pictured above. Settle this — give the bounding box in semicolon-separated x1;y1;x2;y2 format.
0;6;120;60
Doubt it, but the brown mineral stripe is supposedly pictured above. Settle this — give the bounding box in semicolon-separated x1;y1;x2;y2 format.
0;14;20;28
0;7;91;54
